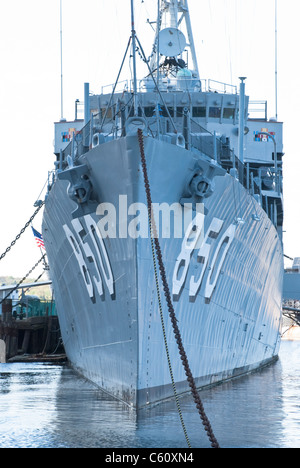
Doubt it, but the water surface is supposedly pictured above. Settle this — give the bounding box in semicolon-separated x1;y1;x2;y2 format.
0;340;299;448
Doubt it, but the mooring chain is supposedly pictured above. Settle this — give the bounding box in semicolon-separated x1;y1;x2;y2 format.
137;129;220;449
148;196;191;448
0;254;47;306
0;202;45;262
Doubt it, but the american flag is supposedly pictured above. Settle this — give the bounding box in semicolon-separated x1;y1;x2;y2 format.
31;227;45;250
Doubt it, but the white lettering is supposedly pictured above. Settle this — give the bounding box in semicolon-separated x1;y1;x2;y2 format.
119;195;128;239
72;218;104;298
173;217;236;302
189;218;224;299
172;211;205;296
128;202;149;239
63;223;94;299
96;202;116;238
204;223;236;299
105;453;139;465
63;214;115;302
152;202;183;239
95;196;203;239
84;214;114;296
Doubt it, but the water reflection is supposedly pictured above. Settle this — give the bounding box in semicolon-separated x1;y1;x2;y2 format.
136;359;286;448
280;341;300;448
0;341;299;448
0;363;62;448
52;368;137;448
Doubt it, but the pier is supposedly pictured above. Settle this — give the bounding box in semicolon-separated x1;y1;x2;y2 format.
0;296;65;363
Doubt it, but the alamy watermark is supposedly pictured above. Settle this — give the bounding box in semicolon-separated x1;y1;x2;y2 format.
96;195;205;242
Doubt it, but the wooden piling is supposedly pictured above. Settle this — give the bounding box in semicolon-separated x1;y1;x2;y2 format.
0;299;18;359
0;305;64;360
0;339;5;363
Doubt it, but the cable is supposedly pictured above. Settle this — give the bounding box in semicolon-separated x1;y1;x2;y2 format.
150;218;192;447
138;128;220;449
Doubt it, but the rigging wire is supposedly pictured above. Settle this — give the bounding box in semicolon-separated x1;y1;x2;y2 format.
223;0;233;85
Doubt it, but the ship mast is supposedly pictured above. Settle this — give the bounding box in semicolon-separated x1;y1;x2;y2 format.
150;0;200;79
275;0;278;120
130;0;138;116
60;0;65;121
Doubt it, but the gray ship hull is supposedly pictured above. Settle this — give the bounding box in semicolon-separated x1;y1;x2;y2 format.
42;134;283;408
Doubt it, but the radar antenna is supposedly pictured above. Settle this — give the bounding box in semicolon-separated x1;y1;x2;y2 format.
150;0;200;80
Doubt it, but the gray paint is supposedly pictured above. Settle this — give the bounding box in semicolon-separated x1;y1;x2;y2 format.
43;135;283;408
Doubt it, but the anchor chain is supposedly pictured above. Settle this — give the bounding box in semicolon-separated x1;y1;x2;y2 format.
0;202;45;261
137;128;220;449
0;254;47;306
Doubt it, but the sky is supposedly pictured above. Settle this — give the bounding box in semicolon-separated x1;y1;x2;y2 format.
0;0;299;279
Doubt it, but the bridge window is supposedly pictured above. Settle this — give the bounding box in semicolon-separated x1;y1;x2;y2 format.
223;108;235;119
176;107;184;117
193;107;206;118
161;106;174;117
209;107;221;118
144;106;155;117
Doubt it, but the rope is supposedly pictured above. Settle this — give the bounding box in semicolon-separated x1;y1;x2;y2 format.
149;207;191;448
137;128;220;449
0;255;47;306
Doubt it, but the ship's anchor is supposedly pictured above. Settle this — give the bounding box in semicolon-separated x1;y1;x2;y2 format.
180;160;225;207
58;162;98;218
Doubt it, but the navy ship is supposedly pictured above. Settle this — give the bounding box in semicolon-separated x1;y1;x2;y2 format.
42;0;284;408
